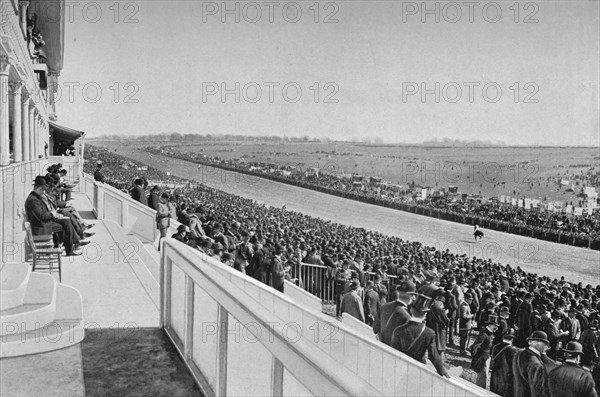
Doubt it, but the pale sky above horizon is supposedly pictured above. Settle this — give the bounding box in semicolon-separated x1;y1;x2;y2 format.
55;0;599;145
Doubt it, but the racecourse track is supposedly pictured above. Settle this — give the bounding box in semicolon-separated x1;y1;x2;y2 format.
115;148;600;286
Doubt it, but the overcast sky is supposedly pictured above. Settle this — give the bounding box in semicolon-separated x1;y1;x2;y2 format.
56;0;599;145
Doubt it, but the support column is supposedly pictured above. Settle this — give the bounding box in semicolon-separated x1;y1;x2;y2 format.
19;1;30;35
37;115;42;159
0;55;10;166
28;103;35;159
32;110;38;159
41;120;48;157
10;82;23;162
21;94;30;161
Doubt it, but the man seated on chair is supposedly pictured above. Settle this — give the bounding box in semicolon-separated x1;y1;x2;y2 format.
43;175;94;241
25;176;84;256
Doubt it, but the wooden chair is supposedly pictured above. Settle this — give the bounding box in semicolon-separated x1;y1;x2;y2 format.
24;222;63;282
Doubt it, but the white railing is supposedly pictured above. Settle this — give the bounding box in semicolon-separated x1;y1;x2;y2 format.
161;239;382;396
83;172;496;397
84;173;161;243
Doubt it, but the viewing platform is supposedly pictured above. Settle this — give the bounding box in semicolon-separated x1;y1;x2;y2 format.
1;161;494;396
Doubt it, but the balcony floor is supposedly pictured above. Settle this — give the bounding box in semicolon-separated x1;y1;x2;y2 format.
0;192;192;397
61;192;159;328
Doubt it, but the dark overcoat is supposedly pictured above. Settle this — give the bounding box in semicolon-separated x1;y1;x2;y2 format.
490;341;519;397
547;362;598;397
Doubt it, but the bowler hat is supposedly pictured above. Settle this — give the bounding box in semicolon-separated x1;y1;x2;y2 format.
350;280;360;290
527;330;549;345
563;341;583;355
33;176;47;187
177;225;187;232
503;328;516;339
397;280;416;294
412;294;432;312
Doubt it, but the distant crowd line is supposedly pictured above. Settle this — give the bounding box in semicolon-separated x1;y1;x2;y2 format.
143;147;600;250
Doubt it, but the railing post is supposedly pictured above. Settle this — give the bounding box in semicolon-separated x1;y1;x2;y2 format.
96;184;104;219
216;304;229;396
121;200;128;229
183;275;194;361
271;357;284;397
161;256;172;328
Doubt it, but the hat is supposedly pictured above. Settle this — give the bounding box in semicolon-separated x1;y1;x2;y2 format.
397;280;416;294
44;175;57;186
33;176;47;187
503;328;516;339
562;341;583;355
177;225;187;232
350;280;360;290
412;294;432;312
486;315;499;325
464;292;473;299
222;252;233;261
590;319;599;330
527;330;549;345
96;161;102;165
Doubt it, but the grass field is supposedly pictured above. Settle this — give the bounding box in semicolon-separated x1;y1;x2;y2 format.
93;140;599;204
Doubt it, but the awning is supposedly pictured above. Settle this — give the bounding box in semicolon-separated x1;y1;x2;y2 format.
49;122;85;143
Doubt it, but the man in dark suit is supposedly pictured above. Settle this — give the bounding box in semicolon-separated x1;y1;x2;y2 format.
379;280;415;345
270;245;285;293
427;295;450;360
515;293;534;347
131;178;148;205
341;280;365;322
364;281;380;327
547;341;598;397
391;294;450;378
512;330;552;397
148;186;160;210
25;176;82;256
490;328;519;397
459;293;474;355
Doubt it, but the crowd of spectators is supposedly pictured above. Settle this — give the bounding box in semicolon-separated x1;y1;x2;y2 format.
86;147;600;393
144;146;600;250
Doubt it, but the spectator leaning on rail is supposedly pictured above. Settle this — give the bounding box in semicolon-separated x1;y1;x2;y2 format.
130;178;148;205
93;161;106;183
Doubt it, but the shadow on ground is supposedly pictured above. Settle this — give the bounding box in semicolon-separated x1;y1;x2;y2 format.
81;328;203;397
